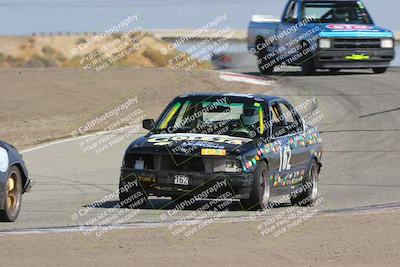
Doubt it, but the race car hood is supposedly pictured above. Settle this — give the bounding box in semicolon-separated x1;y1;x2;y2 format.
319;23;394;38
127;133;253;156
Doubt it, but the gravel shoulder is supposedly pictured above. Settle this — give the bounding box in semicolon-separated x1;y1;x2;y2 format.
1;211;399;266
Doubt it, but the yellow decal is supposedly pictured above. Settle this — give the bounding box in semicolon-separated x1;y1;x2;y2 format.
201;148;226;156
259;106;264;135
345;54;370;60
160;102;182;129
138;176;156;183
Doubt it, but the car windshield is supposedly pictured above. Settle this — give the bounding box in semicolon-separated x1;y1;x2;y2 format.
302;1;373;24
154;96;266;138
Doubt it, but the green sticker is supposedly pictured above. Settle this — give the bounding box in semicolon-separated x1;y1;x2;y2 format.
254;103;260;107
357;1;365;9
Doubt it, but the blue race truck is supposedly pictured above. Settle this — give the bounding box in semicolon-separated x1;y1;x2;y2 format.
247;0;395;75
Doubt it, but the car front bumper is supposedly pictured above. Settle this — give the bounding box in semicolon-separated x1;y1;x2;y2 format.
120;167;253;199
314;48;395;69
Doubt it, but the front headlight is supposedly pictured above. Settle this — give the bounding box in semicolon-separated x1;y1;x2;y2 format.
381;39;394;48
0;147;9;173
319;38;332;49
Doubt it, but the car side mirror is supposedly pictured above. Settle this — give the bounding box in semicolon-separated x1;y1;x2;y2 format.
142;119;155;130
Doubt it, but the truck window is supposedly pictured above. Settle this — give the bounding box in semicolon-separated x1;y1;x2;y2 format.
284;0;298;23
301;1;373;24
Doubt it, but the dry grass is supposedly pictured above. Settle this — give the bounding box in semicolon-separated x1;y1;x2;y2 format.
0;33;214;70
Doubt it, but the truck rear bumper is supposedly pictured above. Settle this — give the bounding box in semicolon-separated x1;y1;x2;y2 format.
314;48;395;69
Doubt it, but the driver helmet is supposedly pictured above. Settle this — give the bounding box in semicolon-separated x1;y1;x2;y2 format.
334;8;350;20
242;105;259;126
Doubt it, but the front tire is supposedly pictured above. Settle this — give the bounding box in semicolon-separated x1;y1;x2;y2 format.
300;42;316;75
290;159;319;206
0;166;23;222
373;67;387;74
240;162;270;211
256;38;275;75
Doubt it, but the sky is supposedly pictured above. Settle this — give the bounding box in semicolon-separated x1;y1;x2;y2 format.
0;0;397;35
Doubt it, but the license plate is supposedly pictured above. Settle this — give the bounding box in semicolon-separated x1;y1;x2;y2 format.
174;175;189;185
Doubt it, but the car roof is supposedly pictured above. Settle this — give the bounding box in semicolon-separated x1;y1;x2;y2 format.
177;92;285;103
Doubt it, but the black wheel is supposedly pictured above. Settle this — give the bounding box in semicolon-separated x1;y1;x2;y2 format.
256;38;275;75
300;42;316;75
290;160;319;206
0;166;23;222
240;162;270;211
373;67;387;74
119;182;148;209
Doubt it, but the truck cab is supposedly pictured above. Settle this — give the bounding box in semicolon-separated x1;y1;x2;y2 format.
247;0;395;75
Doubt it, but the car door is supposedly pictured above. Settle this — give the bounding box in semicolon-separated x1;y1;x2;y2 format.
266;100;292;191
278;101;309;176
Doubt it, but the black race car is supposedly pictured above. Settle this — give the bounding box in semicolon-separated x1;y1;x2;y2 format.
0;141;33;222
119;93;322;210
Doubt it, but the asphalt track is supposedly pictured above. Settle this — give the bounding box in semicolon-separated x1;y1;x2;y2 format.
1;67;400;234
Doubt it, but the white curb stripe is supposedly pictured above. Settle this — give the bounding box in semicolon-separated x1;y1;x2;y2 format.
219;71;274;86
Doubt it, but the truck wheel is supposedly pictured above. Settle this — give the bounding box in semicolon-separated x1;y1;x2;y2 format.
240;162;270;211
256;39;275;75
300;42;316;75
119;182;148;209
290;160;319;206
0;166;22;222
257;56;275;75
373;67;387;74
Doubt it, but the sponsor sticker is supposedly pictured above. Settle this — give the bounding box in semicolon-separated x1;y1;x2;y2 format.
326;24;374;31
201;148;227;156
138;176;156;183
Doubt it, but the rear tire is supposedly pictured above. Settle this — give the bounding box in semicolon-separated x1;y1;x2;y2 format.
373;67;387;74
290;160;319;206
119;182;148;209
240;162;270;211
0;166;23;222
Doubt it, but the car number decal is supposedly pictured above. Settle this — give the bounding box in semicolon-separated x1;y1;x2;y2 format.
279;145;292;172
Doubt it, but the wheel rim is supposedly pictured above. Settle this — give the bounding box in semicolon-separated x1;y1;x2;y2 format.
310;164;318;199
6;171;21;216
260;168;270;205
